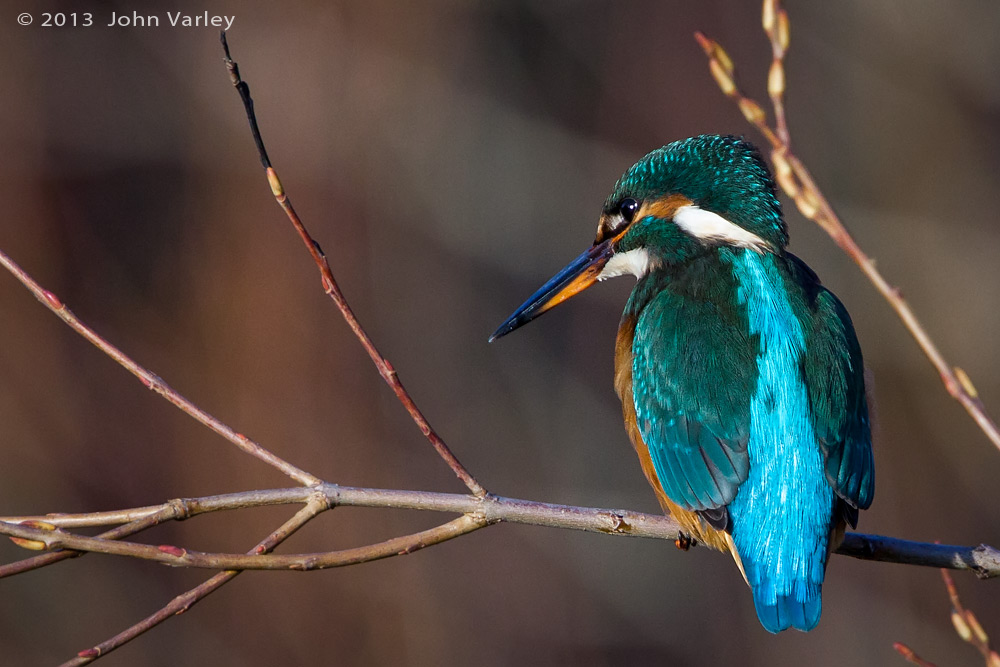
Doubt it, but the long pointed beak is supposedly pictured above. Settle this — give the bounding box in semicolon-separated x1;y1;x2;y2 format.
489;239;614;342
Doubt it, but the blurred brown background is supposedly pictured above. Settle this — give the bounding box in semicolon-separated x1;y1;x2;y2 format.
1;1;998;665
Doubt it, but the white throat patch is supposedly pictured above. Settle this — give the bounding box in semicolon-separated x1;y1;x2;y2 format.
674;205;770;252
597;248;658;281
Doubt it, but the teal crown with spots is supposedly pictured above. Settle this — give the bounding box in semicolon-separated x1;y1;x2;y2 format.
605;135;787;248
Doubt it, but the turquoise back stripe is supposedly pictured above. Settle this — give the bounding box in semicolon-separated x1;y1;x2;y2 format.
725;250;836;632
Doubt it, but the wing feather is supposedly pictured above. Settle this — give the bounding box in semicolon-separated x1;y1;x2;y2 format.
631;283;755;513
791;254;875;511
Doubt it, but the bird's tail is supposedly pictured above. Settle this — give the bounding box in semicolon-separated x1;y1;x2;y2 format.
740;509;851;632
750;576;823;633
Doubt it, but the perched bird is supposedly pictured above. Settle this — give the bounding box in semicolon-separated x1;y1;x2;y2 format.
490;135;874;633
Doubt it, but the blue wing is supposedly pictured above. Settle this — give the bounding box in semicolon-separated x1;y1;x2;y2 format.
793;255;875;514
631;281;754;512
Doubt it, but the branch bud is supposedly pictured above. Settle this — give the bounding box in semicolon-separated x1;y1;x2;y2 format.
771;149;798;197
10;520;56;551
777;10;790;52
771;148;791;175
266;167;284;197
762;0;777;34
988;651;1000;667
955;367;979;398
738;98;766;125
714;44;734;75
794;190;819;219
964;610;988;643
775;172;798;198
768;61;785;98
951;609;972;641
158;544;188;558
710;60;736;96
694;32;734;74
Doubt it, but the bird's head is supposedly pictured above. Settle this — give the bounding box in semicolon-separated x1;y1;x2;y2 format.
490;134;786;341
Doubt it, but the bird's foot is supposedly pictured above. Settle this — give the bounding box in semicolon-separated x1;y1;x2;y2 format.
674;532;696;551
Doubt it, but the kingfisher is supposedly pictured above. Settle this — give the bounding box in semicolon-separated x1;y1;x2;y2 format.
490;135;874;633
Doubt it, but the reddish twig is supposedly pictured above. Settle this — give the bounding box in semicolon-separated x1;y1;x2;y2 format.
0;249;321;488
695;1;1000;454
893;643;938;667
941;569;999;665
893;569;999;667
63;495;329;666
219;32;485;497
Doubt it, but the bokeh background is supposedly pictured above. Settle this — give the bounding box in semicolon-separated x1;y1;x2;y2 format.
1;1;998;665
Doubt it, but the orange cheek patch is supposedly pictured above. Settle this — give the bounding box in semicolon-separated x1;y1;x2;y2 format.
636;193;693;221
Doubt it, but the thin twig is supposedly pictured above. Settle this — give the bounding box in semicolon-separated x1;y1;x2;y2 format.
0;503;184;579
762;0;791;146
0;249;321;488
3;485;998;576
940;569;998;664
1;488;310;529
893;569;1000;667
63;496;329;666
694;1;1000;454
62;506;485;667
893;643;939;667
219;32;485;497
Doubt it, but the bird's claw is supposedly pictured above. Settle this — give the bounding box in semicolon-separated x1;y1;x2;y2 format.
674;532;696;551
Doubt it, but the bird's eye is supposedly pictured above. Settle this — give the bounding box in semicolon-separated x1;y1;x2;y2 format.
617;198;640;224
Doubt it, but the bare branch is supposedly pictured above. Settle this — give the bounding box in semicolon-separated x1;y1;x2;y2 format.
6;512;484;576
837;534;1000;580
63;496;329;666
219;32;485;497
3;486;998;577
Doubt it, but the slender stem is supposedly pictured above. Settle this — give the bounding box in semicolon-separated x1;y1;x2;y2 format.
219;32;485;497
693;17;1000;454
63;497;329;666
2;485;998;576
0;503;184;579
939;569;996;662
11;512;473;571
1;488;310;529
0;249;321;488
893;643;939;667
763;2;791;146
